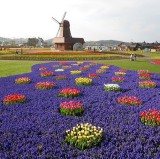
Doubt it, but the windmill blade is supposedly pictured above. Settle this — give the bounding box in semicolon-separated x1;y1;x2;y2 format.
61;11;67;22
56;27;60;37
52;17;60;24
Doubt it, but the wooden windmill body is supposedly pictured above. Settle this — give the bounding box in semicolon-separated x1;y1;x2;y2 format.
52;12;85;50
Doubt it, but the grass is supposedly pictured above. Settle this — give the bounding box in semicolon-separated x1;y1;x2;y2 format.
0;61;44;77
97;59;160;73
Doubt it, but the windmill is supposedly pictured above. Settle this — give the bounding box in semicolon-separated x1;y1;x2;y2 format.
52;12;72;38
52;12;84;50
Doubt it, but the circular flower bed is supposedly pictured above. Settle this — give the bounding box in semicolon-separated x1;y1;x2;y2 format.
40;71;54;77
58;88;80;98
35;82;56;90
77;61;84;65
39;67;46;71
139;73;151;80
55;69;64;72
60;101;84;116
88;73;100;78
112;77;124;82
75;77;92;86
137;70;149;74
55;75;68;80
59;61;67;65
62;65;72;69
119;68;127;72
96;69;106;74
117;96;142;106
115;72;126;76
70;70;82;75
65;123;103;150
104;84;120;92
79;67;88;71
3;94;26;105
101;66;109;70
139;81;156;88
15;77;31;84
140;109;160;126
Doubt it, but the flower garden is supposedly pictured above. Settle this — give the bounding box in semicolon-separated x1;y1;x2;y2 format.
0;62;160;158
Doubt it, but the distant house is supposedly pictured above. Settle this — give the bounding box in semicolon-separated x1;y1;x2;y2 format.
117;42;130;51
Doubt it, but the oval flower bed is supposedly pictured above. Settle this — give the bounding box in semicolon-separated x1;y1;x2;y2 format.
62;65;72;69
104;84;120;92
115;72;126;76
75;77;92;86
139;81;156;88
58;88;80;98
96;69;106;74
101;65;109;70
137;70;149;74
88;73;100;78
3;94;26;105
39;67;46;71
111;77;124;82
70;70;82;75
35;82;56;90
15;77;31;84
40;71;54;77
60;101;84;116
65;123;103;150
139;73;151;80
55;75;68;80
140;109;160;126
117;96;142;106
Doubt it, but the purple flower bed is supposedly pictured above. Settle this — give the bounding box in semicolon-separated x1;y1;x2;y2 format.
0;62;160;159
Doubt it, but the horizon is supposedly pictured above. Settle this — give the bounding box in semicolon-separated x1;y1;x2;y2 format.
0;0;160;43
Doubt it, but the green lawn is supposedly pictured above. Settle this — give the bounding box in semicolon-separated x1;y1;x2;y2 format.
98;59;160;73
0;61;44;77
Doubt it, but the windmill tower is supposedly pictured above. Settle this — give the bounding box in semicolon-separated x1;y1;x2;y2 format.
52;12;85;50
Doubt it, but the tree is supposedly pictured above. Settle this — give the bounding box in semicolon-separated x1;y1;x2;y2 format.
27;38;39;47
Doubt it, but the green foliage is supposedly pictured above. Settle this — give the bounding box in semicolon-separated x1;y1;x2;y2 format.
60;107;84;116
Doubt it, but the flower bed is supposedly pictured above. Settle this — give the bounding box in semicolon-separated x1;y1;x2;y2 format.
60;101;84;116
115;72;126;76
139;73;151;80
111;77;124;82
39;67;46;71
79;67;88;71
96;69;106;74
139;81;156;88
65;123;103;150
3;94;26;105
35;82;56;90
118;96;142;106
40;71;54;77
70;70;82;75
88;73;100;78
104;84;120;92
15;77;31;84
58;88;80;98
55;75;68;80
75;77;92;86
62;65;72;69
101;65;109;70
137;70;149;74
151;60;160;65
55;69;64;72
140;109;160;126
1;62;160;158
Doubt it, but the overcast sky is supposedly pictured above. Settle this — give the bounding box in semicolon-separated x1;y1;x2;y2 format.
0;0;160;42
